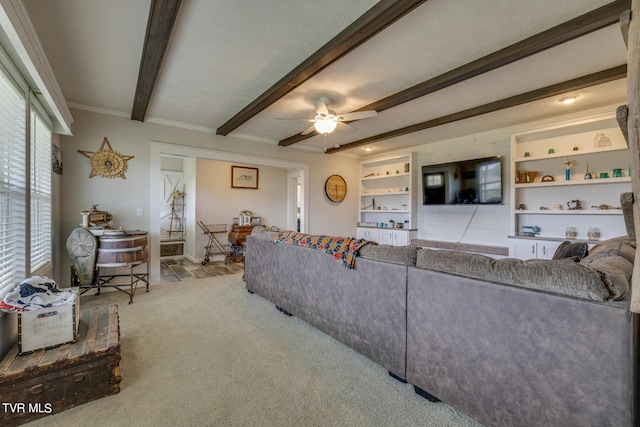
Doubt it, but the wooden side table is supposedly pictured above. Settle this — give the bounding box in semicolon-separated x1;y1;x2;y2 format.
227;225;257;261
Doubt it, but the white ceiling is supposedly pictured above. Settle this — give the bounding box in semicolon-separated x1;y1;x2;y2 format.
21;0;629;157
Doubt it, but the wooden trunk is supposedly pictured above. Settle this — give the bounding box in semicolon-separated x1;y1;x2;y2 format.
0;304;121;426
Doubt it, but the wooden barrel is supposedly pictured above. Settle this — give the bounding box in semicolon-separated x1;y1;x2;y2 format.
96;231;149;266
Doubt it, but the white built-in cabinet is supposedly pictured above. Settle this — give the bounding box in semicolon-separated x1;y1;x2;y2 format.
356;153;417;246
510;239;562;260
509;112;631;259
378;228;412;246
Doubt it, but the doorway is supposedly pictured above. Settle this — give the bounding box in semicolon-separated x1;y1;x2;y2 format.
150;142;309;284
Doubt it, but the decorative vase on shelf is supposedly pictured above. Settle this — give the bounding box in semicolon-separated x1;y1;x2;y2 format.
564;159;573;181
587;227;601;241
594;133;611;148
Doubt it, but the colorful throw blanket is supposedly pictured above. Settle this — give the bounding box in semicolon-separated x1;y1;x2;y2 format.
0;276;77;312
272;231;372;269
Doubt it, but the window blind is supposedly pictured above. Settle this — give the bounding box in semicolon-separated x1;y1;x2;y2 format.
30;110;52;275
0;65;27;298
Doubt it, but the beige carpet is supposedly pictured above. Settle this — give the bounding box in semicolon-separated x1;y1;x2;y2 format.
27;274;483;427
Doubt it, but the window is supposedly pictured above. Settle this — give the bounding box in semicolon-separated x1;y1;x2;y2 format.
477;161;501;203
30;110;52;275
0;49;53;299
0;63;27;298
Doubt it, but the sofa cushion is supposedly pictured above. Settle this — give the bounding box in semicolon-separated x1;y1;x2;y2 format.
551;241;588;260
589;236;636;262
416;249;614;301
250;225;278;240
358;244;419;266
578;238;635;300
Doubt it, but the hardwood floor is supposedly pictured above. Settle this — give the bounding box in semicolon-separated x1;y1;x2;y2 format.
160;257;244;284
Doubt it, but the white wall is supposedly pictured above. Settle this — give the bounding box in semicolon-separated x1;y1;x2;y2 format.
194;158;288;260
195;159;287;228
415;132;512;248
57;108;360;285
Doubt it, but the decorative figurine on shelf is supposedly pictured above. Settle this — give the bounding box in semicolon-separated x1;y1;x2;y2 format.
584;163;592;180
567;199;582;210
519;225;541;237
239;210;254;226
591;204;621;210
564;159;574;181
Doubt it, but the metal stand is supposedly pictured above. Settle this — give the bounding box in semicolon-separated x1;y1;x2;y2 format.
71;259;149;304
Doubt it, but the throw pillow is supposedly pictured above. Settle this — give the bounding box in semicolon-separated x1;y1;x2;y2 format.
552;241;588;260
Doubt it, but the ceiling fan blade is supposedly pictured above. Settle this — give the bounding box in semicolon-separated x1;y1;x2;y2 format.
337;110;377;121
337;121;357;131
314;99;329;116
300;124;317;135
274;118;316;122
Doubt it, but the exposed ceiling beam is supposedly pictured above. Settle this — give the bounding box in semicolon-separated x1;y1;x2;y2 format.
215;0;427;136
325;65;627;154
279;0;630;147
131;0;182;122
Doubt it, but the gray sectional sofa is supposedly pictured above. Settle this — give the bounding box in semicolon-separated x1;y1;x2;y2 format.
244;212;639;427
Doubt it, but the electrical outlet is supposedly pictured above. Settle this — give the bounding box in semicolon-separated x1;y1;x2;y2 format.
137;208;143;216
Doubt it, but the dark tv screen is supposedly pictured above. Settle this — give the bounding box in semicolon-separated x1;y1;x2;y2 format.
422;156;502;205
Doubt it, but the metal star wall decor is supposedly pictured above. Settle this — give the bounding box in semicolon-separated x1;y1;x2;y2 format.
78;137;134;179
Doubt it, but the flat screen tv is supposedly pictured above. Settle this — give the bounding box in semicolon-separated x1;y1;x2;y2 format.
422;156;502;205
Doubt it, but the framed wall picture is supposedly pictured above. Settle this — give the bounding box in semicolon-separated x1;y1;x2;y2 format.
52;143;63;174
231;166;259;189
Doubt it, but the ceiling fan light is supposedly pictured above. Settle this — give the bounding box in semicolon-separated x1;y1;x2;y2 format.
314;119;337;134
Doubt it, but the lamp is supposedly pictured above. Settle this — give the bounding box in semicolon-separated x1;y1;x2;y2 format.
314;118;337;134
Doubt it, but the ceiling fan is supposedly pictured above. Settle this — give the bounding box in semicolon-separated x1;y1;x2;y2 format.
281;96;377;136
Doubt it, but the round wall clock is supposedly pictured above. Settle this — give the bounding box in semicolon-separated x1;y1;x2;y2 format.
325;174;347;202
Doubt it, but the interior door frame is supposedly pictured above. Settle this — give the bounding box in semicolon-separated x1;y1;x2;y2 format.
149;141;309;283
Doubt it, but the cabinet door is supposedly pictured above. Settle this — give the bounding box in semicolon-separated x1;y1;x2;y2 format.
378;229;394;245
393;230;410;246
369;229;381;242
511;242;536;260
356;228;380;243
537;241;561;260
